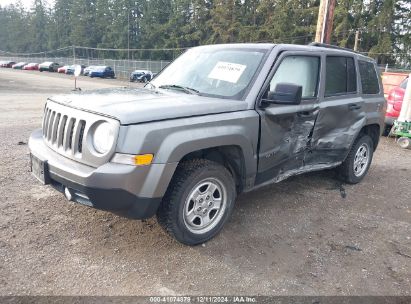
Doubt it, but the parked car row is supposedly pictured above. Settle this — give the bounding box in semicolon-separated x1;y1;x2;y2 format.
0;60;118;79
1;60;156;82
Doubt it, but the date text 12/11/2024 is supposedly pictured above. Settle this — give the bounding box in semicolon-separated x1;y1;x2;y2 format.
149;296;257;303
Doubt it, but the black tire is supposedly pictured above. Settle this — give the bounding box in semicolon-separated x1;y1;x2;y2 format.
157;159;236;245
382;124;392;137
337;134;374;184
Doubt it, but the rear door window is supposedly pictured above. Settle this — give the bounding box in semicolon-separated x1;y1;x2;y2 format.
358;60;380;94
325;56;357;96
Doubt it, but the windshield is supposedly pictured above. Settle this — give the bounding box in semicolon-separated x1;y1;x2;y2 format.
150;47;266;99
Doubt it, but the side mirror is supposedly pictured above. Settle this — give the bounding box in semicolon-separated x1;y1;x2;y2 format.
264;83;302;105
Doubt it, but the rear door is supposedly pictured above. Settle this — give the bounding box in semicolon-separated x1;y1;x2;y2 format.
255;51;322;185
308;55;364;165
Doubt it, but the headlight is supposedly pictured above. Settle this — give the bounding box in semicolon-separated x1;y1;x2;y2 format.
92;122;115;154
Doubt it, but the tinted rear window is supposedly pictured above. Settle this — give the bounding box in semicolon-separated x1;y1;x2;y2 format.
325;57;357;96
358;61;380;94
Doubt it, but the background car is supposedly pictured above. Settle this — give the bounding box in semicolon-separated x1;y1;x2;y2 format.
66;64;86;75
0;61;16;68
83;65;97;76
39;62;60;72
57;65;70;73
384;77;408;135
130;70;153;82
23;63;39;71
12;62;27;69
89;66;115;78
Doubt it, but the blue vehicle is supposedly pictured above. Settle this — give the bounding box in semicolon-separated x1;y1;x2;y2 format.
89;66;115;78
130;70;153;83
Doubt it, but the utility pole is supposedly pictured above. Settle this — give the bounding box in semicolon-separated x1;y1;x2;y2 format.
353;30;360;51
128;10;130;62
315;0;336;44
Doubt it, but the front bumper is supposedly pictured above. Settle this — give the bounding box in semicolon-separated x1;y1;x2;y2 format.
28;129;177;219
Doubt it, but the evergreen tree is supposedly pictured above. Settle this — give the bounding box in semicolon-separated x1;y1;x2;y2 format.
0;0;409;67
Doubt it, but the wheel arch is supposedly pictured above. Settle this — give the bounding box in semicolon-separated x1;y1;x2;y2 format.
178;145;248;193
358;124;380;151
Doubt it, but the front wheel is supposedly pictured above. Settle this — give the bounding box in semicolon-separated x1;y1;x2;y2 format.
337;135;374;184
157;159;236;245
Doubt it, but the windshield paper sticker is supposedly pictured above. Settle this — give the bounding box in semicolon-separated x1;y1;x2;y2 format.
208;62;246;83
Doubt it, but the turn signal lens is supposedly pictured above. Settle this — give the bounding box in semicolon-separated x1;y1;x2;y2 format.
134;154;154;166
111;153;154;166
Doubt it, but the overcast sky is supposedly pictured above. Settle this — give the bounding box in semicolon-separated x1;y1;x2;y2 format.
0;0;54;9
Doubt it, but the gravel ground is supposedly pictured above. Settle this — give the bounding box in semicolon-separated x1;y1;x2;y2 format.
0;68;410;296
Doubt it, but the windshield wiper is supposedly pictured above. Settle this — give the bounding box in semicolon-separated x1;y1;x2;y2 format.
158;84;200;95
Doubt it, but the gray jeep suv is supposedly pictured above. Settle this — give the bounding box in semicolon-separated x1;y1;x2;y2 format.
29;43;386;245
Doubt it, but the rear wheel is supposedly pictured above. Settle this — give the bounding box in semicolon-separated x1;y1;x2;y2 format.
337;135;374;184
382;124;392;137
157;159;236;245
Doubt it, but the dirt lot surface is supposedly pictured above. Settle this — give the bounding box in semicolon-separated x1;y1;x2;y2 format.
0;68;410;296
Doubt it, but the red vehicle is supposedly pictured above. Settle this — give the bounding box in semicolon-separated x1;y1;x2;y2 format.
0;61;16;68
23;63;39;71
57;65;69;73
384;77;408;134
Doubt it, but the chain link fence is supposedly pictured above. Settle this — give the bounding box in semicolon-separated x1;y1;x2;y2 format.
0;55;171;80
0;46;186;80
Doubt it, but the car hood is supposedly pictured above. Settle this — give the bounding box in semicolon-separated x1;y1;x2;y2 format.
48;87;248;125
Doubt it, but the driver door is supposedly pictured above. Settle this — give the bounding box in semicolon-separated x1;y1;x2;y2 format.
255;51;322;185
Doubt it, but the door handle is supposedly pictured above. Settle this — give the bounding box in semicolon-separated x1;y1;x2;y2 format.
348;104;362;110
297;111;312;118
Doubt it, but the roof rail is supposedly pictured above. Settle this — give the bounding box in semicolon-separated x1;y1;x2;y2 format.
309;42;358;54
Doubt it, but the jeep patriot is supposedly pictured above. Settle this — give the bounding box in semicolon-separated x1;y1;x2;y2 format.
29;43;386;245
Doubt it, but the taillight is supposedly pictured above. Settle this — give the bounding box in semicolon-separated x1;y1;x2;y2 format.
387;91;396;104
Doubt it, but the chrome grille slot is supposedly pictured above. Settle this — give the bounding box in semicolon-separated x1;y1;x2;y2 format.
41;101;120;167
68;118;76;150
47;111;55;141
43;109;51;138
63;117;75;151
51;113;61;144
57;115;67;147
77;121;86;153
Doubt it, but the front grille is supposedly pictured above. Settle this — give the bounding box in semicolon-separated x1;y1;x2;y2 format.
41;100;120;167
43;107;86;156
